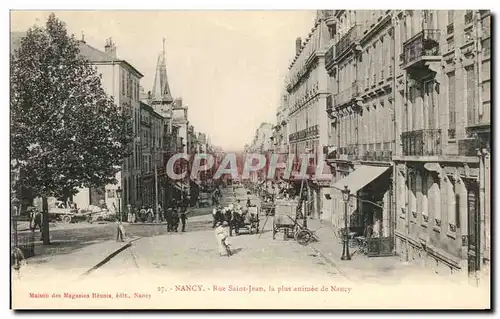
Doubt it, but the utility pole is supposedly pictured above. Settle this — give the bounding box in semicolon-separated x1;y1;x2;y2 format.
154;143;159;223
305;178;309;229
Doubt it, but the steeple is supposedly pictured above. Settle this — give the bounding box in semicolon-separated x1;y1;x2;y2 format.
151;38;174;106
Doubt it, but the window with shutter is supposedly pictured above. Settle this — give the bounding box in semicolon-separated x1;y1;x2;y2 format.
466;66;476;126
448;72;456;139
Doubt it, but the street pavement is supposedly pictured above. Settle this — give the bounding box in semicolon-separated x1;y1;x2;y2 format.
18;189;231;260
17;186;349;284
15;186;467;285
13;185;486;310
16;186;467;288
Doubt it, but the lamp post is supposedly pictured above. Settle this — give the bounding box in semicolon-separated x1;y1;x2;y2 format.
116;186;123;221
341;185;351;261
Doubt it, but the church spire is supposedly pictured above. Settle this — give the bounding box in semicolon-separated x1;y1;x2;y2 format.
151;38;173;107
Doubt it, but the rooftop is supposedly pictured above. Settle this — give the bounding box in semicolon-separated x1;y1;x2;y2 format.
10;31;143;77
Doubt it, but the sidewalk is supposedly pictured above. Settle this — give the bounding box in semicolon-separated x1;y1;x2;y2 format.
306;219;451;284
14;238;133;284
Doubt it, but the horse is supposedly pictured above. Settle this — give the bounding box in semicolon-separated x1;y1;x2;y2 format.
222;208;241;236
213;209;225;228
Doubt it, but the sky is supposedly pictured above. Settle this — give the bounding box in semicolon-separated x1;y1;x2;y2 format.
10;10;317;151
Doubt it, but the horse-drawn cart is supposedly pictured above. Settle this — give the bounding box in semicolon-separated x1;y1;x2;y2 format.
197;192;212;207
272;200;297;240
261;202;275;216
234;206;260;235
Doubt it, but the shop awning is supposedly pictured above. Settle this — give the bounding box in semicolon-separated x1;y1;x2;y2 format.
331;165;390;194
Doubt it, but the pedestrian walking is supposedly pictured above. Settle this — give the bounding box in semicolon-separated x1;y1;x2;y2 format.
139;206;147;223
164;208;171;231
127;204;133;223
180;207;189;232
215;221;231;257
146;207;154;223
156;204;163;223
116;218;126;242
171;208;180;232
131;206;137;223
33;209;43;233
212;206;218;228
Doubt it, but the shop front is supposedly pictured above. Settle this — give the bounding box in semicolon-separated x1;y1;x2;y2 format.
330;164;394;257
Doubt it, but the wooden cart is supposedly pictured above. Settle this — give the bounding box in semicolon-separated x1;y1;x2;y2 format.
272;200;298;240
261;202;275;216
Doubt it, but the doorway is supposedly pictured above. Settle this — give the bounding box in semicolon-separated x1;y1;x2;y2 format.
466;181;480;275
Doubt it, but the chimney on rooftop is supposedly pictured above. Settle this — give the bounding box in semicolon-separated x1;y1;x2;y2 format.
295;37;302;55
104;37;117;58
175;98;183;107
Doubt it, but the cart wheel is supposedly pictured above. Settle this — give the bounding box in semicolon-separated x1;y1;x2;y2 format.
62;215;72;224
296;230;312;246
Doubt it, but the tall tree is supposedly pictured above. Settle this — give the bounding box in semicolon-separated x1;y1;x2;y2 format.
10;14;133;244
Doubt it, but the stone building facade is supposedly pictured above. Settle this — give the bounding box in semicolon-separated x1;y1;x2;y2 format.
321;9;491;278
324;10;395;237
70;37;144;212
392;10;491;279
283;11;333;219
139;101;164;209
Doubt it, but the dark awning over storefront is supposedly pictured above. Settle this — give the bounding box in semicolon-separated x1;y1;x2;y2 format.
331;165;390;194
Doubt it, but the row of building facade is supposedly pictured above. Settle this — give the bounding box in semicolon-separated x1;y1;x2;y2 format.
11;32;214;213
266;10;490;279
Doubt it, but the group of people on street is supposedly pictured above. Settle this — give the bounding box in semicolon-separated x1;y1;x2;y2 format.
124;203;190;232
213;192;261;257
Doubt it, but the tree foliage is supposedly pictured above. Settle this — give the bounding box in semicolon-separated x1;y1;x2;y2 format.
10;13;133;201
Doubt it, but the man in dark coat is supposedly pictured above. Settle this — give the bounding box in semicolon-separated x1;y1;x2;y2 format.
180;207;189;232
171;208;180;232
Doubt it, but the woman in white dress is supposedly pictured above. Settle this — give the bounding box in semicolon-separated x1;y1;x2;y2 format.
215;221;231;257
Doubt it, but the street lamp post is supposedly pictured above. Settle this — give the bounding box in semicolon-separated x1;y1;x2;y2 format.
116;186;123;222
341;185;351;261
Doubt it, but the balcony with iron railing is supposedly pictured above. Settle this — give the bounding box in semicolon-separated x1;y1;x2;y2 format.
325;43;336;69
465;10;473;25
335;25;361;59
326;94;333;111
447;23;454;35
401;29;441;70
288;125;319;142
401;129;442;156
332;143;393;162
334;81;360;107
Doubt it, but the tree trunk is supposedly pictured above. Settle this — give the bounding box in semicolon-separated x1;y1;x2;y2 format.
42;196;51;245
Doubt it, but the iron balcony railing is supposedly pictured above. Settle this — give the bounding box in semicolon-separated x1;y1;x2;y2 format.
333;144;392;162
334;81;360;107
361;150;393;162
335;25;361;58
288;125;319;142
402;29;441;67
465;10;473;25
447;23;454;35
401;129;442;156
325;44;336;66
326;94;333;111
